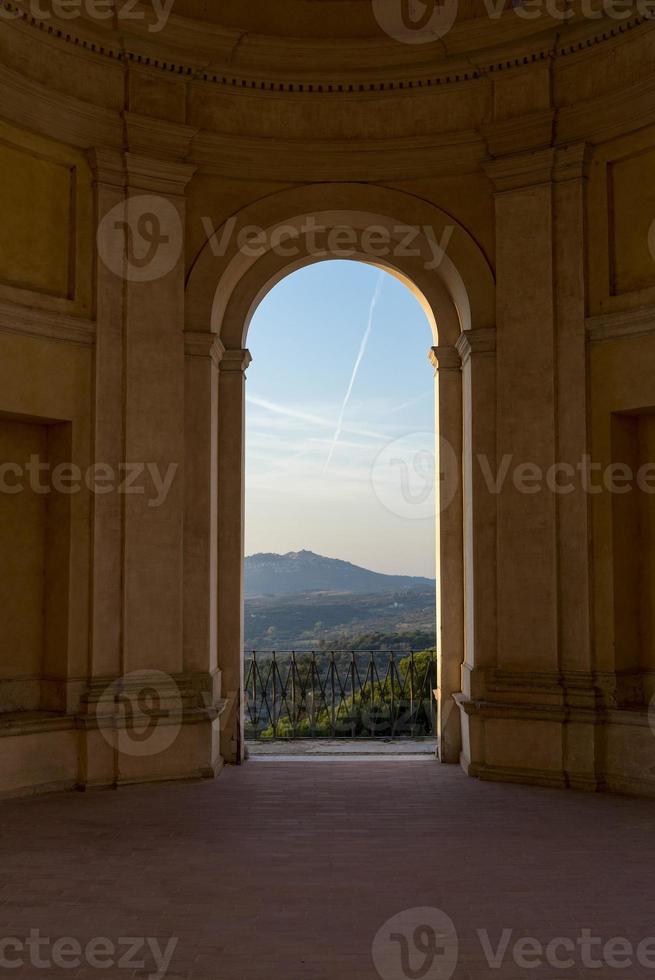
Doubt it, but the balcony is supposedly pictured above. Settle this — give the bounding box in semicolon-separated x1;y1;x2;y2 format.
245;649;437;742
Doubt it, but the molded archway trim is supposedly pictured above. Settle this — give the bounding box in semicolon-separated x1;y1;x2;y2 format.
186;182;496;766
185;183;495;347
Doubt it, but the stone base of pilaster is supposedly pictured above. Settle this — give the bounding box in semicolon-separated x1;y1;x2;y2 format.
0;672;230;799
457;682;655;798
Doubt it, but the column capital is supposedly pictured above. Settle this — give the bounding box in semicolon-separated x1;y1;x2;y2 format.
87;148;125;188
485;141;588;193
125;153;197;197
429;345;461;373
484;147;556;194
184;332;226;366
553;142;590;183
219;349;252;374
483;109;555;161
124;112;199;162
456;328;497;364
122;113;198;195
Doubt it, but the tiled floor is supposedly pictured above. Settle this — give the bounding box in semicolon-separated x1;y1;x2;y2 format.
0;760;654;979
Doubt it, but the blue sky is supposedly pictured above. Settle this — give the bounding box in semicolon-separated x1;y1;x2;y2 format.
245;260;437;578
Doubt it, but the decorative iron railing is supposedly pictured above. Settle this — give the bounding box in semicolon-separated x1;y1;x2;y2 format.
245;650;437;740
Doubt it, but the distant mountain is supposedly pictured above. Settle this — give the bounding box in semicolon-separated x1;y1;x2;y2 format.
245;550;435;597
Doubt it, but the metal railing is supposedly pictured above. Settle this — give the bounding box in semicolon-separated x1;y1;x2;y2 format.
245;650;437;740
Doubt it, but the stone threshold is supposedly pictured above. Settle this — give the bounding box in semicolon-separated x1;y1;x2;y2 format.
247;738;438;760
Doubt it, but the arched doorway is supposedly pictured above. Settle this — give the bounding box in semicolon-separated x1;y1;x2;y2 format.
244;259;439;746
185;183;496;769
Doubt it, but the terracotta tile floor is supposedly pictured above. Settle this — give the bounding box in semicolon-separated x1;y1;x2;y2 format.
0;760;654;979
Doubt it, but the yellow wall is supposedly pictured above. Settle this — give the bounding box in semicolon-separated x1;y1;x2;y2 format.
591;335;655;696
0;122;93;318
588;127;655;317
0;418;48;700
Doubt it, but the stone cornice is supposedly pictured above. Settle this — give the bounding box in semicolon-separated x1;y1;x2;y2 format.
0;300;96;347
557;69;655;147
189;130;487;182
184;332;226;365
586;305;655;343
0;63;121;151
486;141;590;190
0;3;651;96
0;21;653;182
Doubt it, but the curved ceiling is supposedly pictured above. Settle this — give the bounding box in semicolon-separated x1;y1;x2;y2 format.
170;0;484;38
137;0;647;83
1;0;649;90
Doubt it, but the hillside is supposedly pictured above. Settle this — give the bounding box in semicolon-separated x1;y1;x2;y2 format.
244;589;436;652
245;550;435;597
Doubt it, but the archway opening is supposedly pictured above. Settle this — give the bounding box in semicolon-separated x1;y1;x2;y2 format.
242;260;439;751
193;189;494;766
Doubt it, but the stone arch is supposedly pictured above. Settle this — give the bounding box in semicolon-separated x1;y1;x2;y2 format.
184;183;496;765
185;183;495;345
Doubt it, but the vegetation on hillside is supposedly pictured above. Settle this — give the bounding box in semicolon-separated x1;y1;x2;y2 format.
248;648;437;740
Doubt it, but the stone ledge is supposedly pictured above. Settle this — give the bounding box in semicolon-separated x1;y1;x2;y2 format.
0;300;96;347
0;711;74;739
456;694;654;728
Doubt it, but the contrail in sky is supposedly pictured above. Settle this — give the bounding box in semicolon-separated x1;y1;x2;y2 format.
246;394;385;441
324;272;385;473
388;390;433;414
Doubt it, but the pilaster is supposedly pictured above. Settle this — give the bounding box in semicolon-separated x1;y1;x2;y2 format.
87;148;126;682
456;329;498;701
217;349;252;764
184;333;225;688
120;150;195;677
486;147;559;677
429;345;463;764
553;143;598;786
